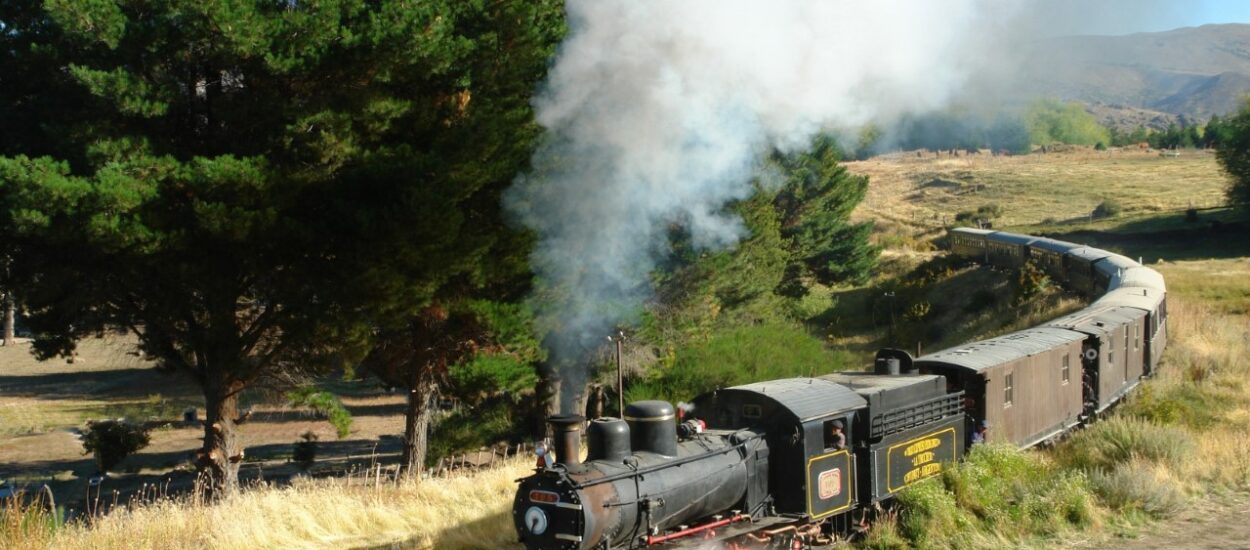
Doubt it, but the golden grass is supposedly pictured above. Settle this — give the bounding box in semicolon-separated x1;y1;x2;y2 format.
847;149;1226;241
3;459;531;550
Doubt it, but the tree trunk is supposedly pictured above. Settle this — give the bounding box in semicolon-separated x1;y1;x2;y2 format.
2;292;14;346
401;374;438;475
199;379;243;497
534;368;560;437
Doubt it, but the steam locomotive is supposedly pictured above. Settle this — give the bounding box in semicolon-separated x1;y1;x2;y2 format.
514;228;1167;549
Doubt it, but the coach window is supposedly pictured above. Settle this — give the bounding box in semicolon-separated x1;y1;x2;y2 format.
1134;325;1139;351
1061;355;1070;384
1004;373;1014;407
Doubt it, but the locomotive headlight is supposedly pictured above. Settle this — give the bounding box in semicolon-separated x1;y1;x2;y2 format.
524;506;548;535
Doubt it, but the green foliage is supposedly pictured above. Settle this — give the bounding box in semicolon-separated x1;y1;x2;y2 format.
450;355;538;404
774;135;879;286
1122;383;1224;428
0;0;564;489
287;387;353;439
1024;99;1111;147
81;419;151;473
1215;99;1250;207
626;323;852;404
871;111;1031;155
892;445;1099;548
427;399;520;466
446;301;543;405
1014;260;1051;304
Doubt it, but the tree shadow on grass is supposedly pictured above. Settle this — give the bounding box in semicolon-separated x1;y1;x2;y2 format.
370;506;519;550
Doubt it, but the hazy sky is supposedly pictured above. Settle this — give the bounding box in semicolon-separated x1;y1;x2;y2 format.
1040;0;1250;36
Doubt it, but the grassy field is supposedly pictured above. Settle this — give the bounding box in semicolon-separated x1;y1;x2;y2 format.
849;148;1250;548
848;148;1227;252
3;147;1247;549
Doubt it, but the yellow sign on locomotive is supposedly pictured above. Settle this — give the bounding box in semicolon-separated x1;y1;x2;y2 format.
886;427;956;493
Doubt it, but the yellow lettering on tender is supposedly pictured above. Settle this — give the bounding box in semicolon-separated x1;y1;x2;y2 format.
911;451;935;467
902;462;944;486
903;437;941;457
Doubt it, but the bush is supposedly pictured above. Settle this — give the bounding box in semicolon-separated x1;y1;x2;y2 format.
1092;199;1123;218
1015;260;1051;303
1088;460;1184;518
1185;208;1199;223
81;420;151;473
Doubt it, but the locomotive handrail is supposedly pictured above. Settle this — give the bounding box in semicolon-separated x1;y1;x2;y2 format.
570;431;765;490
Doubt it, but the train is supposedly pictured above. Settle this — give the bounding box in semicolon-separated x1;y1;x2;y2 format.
513;227;1167;549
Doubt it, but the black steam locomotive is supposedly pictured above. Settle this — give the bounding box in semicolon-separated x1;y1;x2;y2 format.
514;228;1167;549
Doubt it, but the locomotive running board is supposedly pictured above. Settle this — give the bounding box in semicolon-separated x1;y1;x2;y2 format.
661;517;790;549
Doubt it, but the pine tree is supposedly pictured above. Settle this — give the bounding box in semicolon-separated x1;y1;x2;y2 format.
0;0;562;493
774;136;879;287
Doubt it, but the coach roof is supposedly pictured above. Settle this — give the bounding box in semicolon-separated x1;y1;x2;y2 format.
914;327;1084;373
988;231;1036;246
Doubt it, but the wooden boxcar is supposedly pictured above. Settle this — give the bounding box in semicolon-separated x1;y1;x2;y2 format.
1092;287;1168;376
1045;305;1148;413
915;328;1084;448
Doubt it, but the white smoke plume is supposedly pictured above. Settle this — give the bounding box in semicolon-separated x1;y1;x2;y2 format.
505;1;1031;412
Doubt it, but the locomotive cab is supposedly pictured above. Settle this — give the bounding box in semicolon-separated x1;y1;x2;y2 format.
692;378;866;520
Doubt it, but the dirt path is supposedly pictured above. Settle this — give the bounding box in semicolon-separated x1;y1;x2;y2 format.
1090;492;1250;550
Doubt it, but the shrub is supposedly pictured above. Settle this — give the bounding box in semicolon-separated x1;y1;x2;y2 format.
1092;199;1123;218
1015;260;1051;302
1094;141;1107;151
1185;208;1199;223
81;420;151;473
1088;460;1184;518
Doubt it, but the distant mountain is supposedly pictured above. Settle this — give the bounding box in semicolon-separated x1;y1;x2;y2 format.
1019;24;1250;129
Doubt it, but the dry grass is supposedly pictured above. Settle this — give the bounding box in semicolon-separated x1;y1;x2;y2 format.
2;458;531;550
847;149;1226;245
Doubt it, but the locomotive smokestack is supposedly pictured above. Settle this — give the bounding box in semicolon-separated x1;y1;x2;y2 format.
547;414;585;466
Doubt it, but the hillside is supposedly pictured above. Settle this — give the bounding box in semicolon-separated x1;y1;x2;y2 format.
1019;24;1250;125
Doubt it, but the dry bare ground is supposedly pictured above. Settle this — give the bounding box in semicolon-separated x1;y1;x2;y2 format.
0;334;413;516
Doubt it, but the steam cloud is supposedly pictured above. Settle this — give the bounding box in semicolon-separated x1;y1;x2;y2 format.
504;0;1085;412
